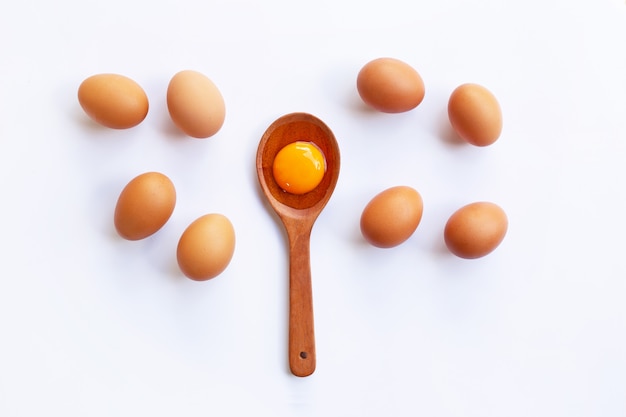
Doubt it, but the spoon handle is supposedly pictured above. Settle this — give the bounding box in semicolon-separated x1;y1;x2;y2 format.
287;229;316;377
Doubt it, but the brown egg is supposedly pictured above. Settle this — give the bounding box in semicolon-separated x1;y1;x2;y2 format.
177;213;235;281
167;70;226;138
360;186;424;248
357;57;425;113
114;172;176;240
444;202;508;259
448;83;502;146
78;73;149;129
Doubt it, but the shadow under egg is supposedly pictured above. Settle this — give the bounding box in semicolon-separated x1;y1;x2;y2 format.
438;111;466;147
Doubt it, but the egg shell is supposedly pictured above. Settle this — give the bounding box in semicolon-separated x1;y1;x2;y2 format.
177;213;235;281
444;202;508;259
356;57;425;113
448;83;502;146
360;186;423;248
114;172;176;240
167;70;226;138
78;73;149;129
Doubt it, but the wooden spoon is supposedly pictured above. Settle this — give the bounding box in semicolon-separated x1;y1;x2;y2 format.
256;112;340;377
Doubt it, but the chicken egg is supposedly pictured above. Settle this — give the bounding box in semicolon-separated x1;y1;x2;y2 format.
78;73;149;129
114;172;176;240
360;186;424;248
448;83;502;146
177;213;236;281
167;70;226;138
444;202;508;259
357;57;425;113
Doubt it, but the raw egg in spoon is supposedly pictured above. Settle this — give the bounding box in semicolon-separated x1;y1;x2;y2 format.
256;112;340;377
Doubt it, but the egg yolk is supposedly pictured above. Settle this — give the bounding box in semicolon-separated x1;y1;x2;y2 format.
272;141;326;195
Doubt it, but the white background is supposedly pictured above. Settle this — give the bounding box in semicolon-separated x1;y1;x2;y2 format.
1;0;625;416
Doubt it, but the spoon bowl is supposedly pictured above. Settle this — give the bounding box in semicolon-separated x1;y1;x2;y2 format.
256;112;340;377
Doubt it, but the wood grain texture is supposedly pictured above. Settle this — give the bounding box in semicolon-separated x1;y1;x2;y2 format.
256;113;340;377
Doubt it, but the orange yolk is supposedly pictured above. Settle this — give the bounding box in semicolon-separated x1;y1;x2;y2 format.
272;141;326;195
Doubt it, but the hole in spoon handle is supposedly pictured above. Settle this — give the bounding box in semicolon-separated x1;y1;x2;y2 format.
288;231;316;377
